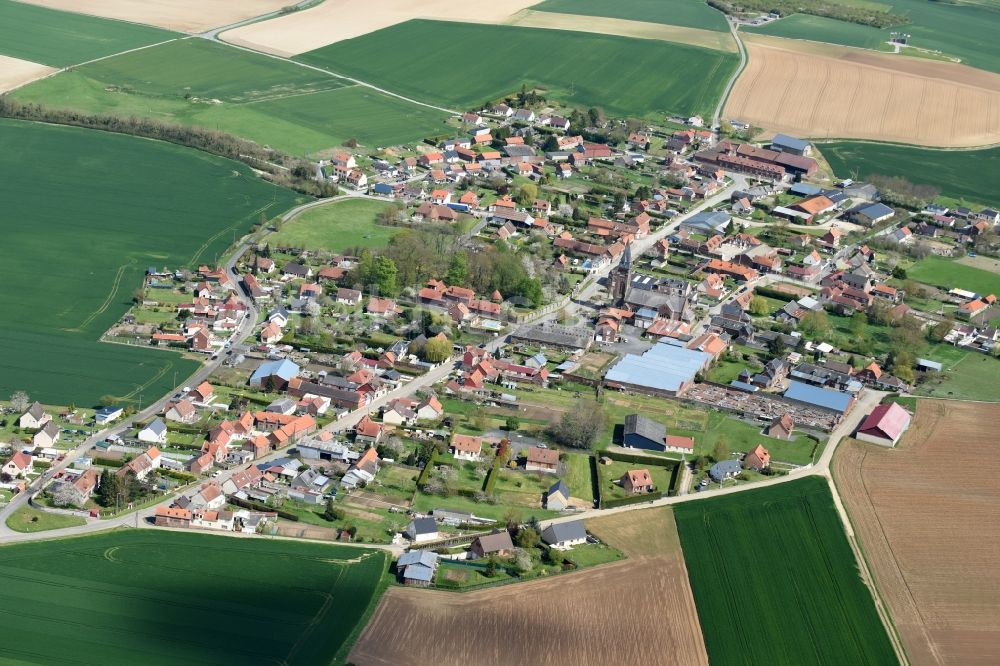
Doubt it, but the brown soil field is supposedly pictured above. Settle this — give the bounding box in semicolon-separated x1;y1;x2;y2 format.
0;55;56;93
348;506;708;666
833;400;1000;665
221;0;541;57
726;34;1000;147
18;0;292;33
958;254;1000;273
503;10;736;52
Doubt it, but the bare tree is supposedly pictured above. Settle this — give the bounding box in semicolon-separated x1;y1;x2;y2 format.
10;391;30;413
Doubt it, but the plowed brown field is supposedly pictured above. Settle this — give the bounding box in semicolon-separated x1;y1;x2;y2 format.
834;400;1000;665
349;507;708;666
18;0;292;33
726;35;1000;147
0;55;55;93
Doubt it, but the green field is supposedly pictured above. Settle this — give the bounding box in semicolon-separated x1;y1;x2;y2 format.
0;0;176;67
821;141;1000;206
5;506;86;532
914;349;1000;401
297;20;739;119
529;0;729;31
271;199;402;252
12;39;450;155
747;0;1000;74
0;118;304;405
907;255;1000;295
0;530;388;664
674;478;897;665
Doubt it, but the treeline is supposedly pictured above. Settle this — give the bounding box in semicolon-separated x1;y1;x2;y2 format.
0;97;338;198
709;0;908;28
868;174;939;210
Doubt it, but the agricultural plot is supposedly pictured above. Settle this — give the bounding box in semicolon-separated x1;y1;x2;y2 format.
0;0;176;68
726;35;1000;147
674;477;898;665
0;530;388;665
0;118;304;405
297;20;739;119
350;506;708;665
745;0;1000;75
834;400;1000;664
529;0;729;31
18;0;292;34
12;39;450;155
821;141;1000;205
906;255;1000;295
0;55;55;94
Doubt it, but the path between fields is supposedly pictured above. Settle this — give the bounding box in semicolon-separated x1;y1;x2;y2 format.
712;19;747;129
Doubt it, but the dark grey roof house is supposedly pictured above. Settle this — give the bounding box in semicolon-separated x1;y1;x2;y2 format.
622;414;667;452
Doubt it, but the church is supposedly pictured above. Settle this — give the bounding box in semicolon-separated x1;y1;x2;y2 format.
607;244;697;324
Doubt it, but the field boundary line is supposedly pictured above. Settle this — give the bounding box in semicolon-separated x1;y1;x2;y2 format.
72;259;136;331
206;37;460;115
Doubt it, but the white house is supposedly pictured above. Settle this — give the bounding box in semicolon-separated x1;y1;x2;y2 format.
117;447;161;481
405;517;439;543
2;451;33;479
19;402;50;430
541;520;587;549
32;421;61;449
138;418;168;445
95;406;124;425
449;434;482;461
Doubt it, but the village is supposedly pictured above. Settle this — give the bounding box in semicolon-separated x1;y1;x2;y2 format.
2;103;999;592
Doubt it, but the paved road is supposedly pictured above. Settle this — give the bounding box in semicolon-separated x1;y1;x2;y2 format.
712;21;748;130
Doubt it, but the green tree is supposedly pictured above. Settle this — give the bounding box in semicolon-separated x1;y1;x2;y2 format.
373;256;398;296
516;183;539;206
768;334;787;358
749;296;770;316
504;416;520;432
850;311;867;338
422;335;452;363
323;498;343;522
445;252;469;286
712;439;729;463
96;469;120;508
799;311;831;338
516;526;540;549
542;135;560;152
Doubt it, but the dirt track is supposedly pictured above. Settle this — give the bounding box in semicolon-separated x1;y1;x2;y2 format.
349;507;707;666
726;35;1000;147
834;400;1000;665
0;55;55;93
18;0;292;33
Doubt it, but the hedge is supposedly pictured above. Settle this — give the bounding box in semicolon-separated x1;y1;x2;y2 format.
416;450;439;490
483;450;508;495
595;449;680;468
588;455;601;507
601;492;664;509
93;456;125;468
753;285;802;301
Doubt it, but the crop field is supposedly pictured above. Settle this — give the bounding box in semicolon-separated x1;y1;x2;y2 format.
529;0;729;31
268;199;399;252
350;506;708;665
0;530;388;664
674;477;898;665
834;400;1000;664
297;20;739;119
745;0;1000;75
0;54;56;94
11;39;450;156
220;0;541;56
0;118;304;405
0;0;176;68
726;35;1000;147
821;141;1000;205
906;255;1000;295
18;0;292;34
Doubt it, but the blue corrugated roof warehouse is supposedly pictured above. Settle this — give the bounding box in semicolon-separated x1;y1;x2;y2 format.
605;342;711;395
783;380;853;414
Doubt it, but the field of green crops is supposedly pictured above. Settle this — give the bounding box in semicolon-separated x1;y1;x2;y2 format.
528;0;729;31
746;0;1000;74
0;0;176;67
674;477;898;665
0;118;305;406
12;39;450;155
820;141;1000;206
906;255;1000;295
0;530;388;665
297;20;739;119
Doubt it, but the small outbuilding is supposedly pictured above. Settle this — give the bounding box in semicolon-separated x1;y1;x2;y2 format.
856;402;911;446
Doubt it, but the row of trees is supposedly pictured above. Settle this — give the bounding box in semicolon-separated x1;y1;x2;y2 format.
708;0;908;28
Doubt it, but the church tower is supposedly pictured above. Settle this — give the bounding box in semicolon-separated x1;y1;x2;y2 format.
608;243;632;305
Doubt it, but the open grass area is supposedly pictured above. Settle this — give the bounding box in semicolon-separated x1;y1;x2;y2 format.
562;452;595;503
820;141;1000;207
674;477;897;665
5;506;86;532
297;20;738;119
914;350;1000;401
598;459;674;500
271;199;402;252
0;118;304;405
529;0;729;31
906;255;1000;295
0;0;176;67
12;39;450;155
746;0;1000;74
0;530;388;664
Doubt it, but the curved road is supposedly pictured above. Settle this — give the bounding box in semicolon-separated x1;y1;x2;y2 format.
712;19;748;130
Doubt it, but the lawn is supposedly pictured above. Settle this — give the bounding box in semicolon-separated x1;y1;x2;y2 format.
820;141;1000;207
296;20;739;119
562;452;595;503
0;118;304;405
271;199;402;252
5;506;86;532
598;459;675;500
12;39;450;156
914;350;1000;401
529;0;729;31
674;477;898;665
0;0;176;67
906;255;1000;295
746;0;1000;74
0;530;388;664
